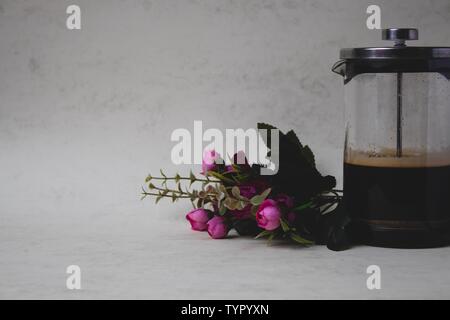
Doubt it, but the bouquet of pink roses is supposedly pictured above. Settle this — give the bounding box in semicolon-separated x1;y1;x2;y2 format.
142;123;347;249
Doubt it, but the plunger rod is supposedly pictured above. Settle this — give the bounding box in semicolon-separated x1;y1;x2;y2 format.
396;72;403;157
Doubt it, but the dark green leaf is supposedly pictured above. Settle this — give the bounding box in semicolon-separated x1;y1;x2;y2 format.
290;233;314;245
254;230;272;239
293;200;313;212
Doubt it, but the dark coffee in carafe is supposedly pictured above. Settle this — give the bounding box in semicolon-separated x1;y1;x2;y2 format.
344;150;450;248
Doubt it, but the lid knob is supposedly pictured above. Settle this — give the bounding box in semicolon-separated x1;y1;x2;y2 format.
382;28;418;47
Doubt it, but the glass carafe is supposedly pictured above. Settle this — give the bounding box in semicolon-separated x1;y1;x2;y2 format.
333;28;450;248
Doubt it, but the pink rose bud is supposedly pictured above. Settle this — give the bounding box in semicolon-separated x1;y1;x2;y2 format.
256;199;281;231
186;209;210;231
225;165;235;173
207;216;229;239
202;149;220;174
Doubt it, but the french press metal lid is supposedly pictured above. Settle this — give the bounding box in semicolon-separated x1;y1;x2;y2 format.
333;28;450;84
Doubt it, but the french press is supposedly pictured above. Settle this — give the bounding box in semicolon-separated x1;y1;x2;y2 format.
333;28;450;248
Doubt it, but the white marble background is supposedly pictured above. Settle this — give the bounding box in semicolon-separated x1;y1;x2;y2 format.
1;0;450;299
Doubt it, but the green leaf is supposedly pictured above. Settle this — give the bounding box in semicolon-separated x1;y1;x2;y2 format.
224;197;239;210
148;183;155;190
207;171;234;184
218;184;228;196
231;186;241;198
145;174;152;183
260;188;271;200
174;174;181;183
301;145;315;168
250;188;272;206
237;200;246;210
251;205;259;216
250;195;262;206
155;195;163;204
284;130;315;168
219;203;227;215
290;233;314;245
189;170;196;186
280;218;290;232
257;122;277;131
257;123;277;156
293;200;313;212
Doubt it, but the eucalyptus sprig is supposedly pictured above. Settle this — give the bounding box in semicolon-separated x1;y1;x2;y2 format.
142;169;273;214
142;170;220;207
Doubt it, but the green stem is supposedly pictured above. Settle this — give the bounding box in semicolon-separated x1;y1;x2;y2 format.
293;201;313;211
150;176;219;183
151;186;190;196
141;192;191;199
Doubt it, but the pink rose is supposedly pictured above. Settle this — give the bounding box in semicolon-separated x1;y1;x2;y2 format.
202;149;220;174
186;208;210;231
207;216;229;239
255;199;281;231
275;193;294;208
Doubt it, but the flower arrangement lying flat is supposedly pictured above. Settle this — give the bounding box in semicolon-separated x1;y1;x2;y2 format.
142;123;350;251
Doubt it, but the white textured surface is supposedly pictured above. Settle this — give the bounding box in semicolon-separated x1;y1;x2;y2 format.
1;0;450;299
2;209;450;299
